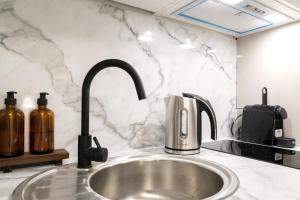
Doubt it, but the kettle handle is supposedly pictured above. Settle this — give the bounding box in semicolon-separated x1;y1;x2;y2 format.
183;93;217;140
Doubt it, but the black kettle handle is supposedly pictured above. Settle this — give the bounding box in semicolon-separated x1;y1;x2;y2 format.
183;93;217;140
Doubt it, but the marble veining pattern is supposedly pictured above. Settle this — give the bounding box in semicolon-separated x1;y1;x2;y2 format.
0;0;236;159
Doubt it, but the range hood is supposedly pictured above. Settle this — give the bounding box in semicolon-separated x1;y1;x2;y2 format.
111;0;300;37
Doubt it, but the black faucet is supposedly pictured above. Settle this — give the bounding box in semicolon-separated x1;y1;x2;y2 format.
77;59;146;169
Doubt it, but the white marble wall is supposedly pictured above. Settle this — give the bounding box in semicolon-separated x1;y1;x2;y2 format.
0;0;236;160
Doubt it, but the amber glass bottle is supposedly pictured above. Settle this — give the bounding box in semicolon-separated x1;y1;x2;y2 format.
30;93;54;154
0;92;24;157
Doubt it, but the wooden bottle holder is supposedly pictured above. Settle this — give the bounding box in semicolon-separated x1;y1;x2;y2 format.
0;149;69;173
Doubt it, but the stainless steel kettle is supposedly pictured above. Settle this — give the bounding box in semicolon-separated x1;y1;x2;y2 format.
164;93;217;155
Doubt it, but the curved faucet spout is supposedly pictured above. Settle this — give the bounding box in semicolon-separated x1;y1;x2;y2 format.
78;59;146;169
81;59;146;136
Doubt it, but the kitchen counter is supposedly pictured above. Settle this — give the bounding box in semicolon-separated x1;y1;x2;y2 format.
1;147;300;200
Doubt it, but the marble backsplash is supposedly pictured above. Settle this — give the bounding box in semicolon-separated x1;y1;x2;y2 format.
0;0;236;160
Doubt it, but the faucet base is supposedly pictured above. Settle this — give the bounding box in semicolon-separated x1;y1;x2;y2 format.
77;135;108;168
77;135;92;169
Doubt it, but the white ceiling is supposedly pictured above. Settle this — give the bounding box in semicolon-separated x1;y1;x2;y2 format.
111;0;179;13
111;0;300;37
278;0;300;11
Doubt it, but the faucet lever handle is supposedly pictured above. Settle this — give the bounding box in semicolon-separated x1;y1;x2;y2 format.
93;137;102;150
92;137;108;162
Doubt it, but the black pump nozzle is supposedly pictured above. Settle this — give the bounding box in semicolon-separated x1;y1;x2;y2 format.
5;91;17;106
37;92;49;106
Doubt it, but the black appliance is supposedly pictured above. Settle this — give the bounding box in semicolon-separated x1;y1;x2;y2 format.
241;104;287;145
240;87;293;147
202;140;300;170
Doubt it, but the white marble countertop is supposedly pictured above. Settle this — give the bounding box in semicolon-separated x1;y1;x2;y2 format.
1;147;300;200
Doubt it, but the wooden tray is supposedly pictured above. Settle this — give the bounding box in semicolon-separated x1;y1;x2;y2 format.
0;149;69;173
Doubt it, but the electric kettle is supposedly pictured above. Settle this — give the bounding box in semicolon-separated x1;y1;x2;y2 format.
164;93;217;155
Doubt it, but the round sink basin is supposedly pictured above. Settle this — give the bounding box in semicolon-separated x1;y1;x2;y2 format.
11;153;238;200
89;155;239;200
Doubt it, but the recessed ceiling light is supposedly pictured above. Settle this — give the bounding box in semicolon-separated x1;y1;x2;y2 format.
219;0;244;6
264;14;286;23
138;31;154;42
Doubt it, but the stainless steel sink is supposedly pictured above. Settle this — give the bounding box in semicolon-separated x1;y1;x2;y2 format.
89;154;239;200
11;153;239;200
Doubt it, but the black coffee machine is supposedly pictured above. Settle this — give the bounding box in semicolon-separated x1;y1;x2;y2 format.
241;87;295;148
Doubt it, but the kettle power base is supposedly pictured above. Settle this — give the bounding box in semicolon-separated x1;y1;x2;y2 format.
0;149;69;173
165;146;200;155
202;140;300;170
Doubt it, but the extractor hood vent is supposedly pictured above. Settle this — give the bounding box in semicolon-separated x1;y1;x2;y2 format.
172;0;276;36
167;0;297;37
243;4;266;15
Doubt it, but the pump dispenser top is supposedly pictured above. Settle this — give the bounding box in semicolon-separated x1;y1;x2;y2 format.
37;92;49;106
5;91;17;106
